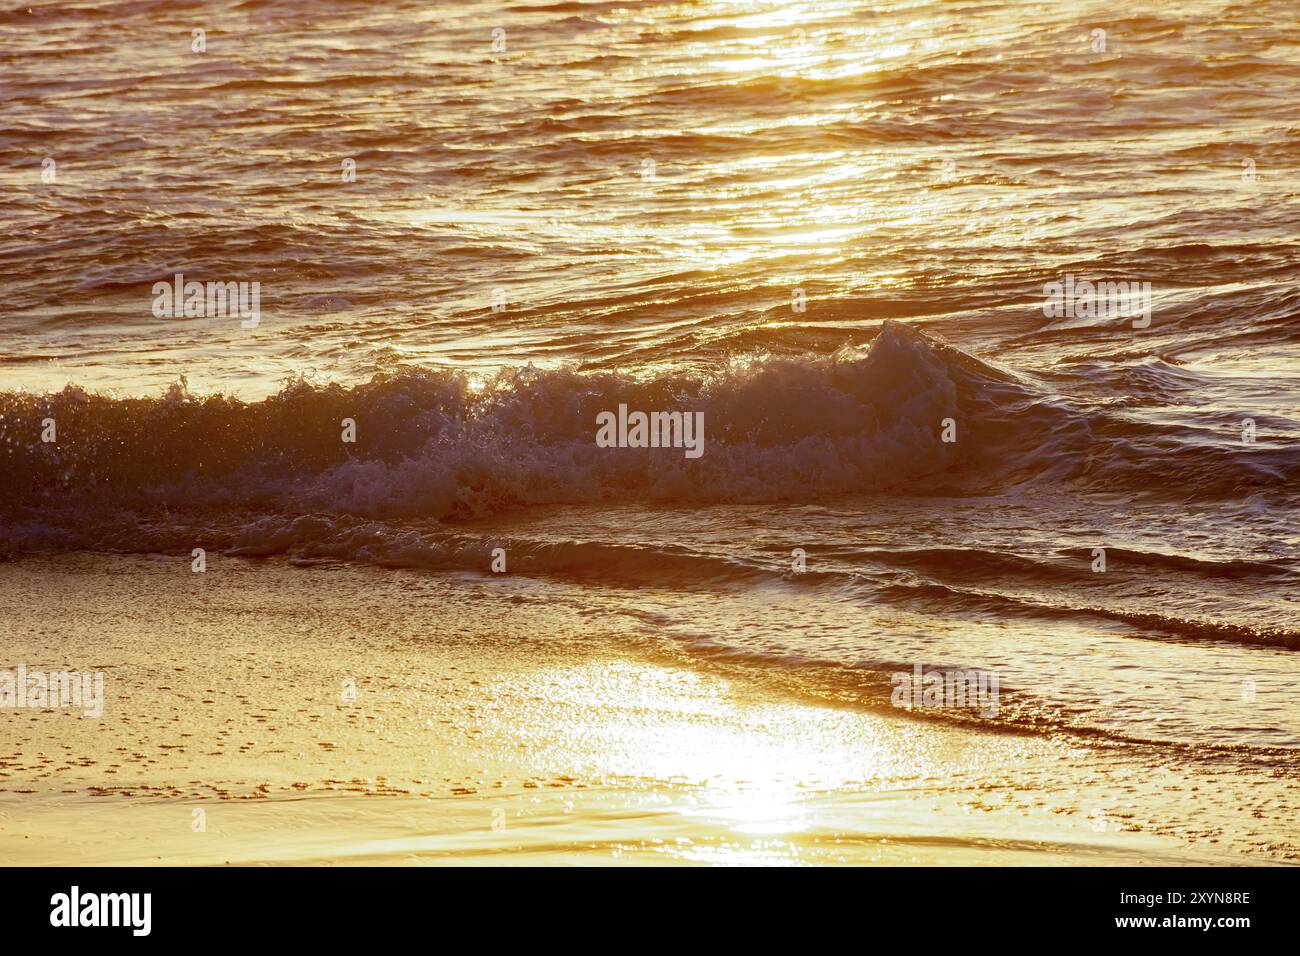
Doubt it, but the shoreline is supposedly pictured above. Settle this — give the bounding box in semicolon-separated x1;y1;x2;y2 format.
0;553;1288;865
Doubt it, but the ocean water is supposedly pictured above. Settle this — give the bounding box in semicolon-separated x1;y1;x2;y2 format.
2;0;1299;772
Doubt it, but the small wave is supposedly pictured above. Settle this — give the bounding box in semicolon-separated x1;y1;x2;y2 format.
1056;546;1292;579
878;581;1300;650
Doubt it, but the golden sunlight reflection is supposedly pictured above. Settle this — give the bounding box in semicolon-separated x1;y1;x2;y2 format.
512;658;940;845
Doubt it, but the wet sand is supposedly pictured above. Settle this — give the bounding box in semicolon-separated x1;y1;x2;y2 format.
0;554;1287;865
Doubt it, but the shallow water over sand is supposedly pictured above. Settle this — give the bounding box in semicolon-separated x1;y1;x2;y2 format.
1;555;1287;865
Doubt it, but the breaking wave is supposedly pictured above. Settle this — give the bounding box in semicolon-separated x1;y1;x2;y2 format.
2;321;1294;553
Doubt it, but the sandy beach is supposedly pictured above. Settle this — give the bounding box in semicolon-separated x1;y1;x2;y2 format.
1;552;1291;866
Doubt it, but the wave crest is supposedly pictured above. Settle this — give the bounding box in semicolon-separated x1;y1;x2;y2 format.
0;321;1287;539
